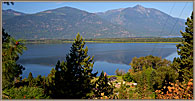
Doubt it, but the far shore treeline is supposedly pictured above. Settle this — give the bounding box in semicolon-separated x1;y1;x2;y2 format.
24;37;182;44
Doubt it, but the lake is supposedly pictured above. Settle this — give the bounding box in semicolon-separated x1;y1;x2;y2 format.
18;43;179;78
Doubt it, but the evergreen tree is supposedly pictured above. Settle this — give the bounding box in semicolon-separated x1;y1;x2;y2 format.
2;28;10;43
2;28;26;89
133;66;154;99
172;12;193;82
35;75;42;87
45;68;56;97
54;33;97;99
136;66;148;98
94;71;114;98
28;72;34;87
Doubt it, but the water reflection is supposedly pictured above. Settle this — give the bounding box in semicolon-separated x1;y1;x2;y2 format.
18;43;179;78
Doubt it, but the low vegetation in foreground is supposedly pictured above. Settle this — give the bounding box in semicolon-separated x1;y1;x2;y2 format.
2;10;193;99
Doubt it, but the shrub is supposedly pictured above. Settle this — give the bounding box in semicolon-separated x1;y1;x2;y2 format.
2;86;49;99
130;55;170;72
151;66;178;91
117;81;128;99
122;72;133;82
155;79;193;99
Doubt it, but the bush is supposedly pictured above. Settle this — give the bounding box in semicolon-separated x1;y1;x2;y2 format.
151;66;178;91
130;55;171;72
122;72;133;82
133;67;154;99
2;86;49;99
117;81;128;99
155;79;193;99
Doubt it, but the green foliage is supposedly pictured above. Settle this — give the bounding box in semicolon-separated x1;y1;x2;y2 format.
2;28;10;43
45;68;56;97
127;53;181;99
117;81;128;99
93;71;114;98
130;55;171;72
172;12;193;82
134;67;153;98
2;86;49;99
128;87;139;99
129;55;179;97
53;33;97;99
28;72;34;87
115;68;125;76
144;67;154;90
2;28;27;89
122;72;133;82
151;66;178;91
35;75;42;87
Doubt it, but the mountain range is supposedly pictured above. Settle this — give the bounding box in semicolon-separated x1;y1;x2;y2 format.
2;5;185;39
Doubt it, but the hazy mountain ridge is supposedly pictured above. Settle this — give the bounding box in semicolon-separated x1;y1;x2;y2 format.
2;9;26;20
3;6;133;39
3;5;185;39
96;5;185;37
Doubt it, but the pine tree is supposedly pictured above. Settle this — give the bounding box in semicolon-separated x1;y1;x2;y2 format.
54;33;97;99
172;12;193;82
94;71;114;98
2;28;10;43
35;75;42;87
28;72;34;87
45;68;56;98
2;28;27;89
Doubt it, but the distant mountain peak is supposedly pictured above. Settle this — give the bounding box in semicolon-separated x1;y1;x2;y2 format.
59;6;75;9
96;5;185;37
3;9;25;20
6;9;13;11
4;9;25;14
132;4;148;14
133;5;145;9
4;9;17;12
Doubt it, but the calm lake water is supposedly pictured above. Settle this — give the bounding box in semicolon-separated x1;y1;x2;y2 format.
18;43;179;78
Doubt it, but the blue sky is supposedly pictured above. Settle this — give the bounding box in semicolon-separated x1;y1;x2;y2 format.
2;2;193;19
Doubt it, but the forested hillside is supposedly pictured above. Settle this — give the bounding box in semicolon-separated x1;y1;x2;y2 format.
96;5;185;37
3;5;185;39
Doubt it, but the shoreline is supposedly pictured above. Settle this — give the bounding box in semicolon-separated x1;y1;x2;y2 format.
24;41;181;44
